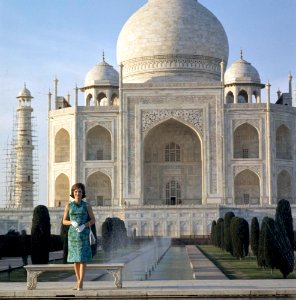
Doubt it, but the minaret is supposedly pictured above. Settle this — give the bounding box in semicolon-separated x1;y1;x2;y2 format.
14;84;34;208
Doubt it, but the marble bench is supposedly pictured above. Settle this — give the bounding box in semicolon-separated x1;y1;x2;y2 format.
24;263;124;290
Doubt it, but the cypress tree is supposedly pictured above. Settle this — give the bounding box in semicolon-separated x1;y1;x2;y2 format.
250;217;260;258
210;220;217;246
102;217;113;252
275;199;294;250
60;219;69;263
230;217;249;259
31;205;51;264
258;217;268;268
216;218;224;249
224;211;235;254
263;217;278;272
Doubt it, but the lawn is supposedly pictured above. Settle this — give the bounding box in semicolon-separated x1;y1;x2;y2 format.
198;245;296;279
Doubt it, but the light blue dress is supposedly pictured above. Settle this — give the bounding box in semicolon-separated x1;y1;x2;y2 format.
67;200;92;263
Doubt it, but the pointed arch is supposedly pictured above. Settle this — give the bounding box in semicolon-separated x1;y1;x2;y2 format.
55;128;70;163
226;91;234;103
233;123;259;158
276;124;292;160
277;170;292;201
234;169;260;205
143;118;202;205
86;171;112;206
111;93;119;106
86;125;111;160
238;90;248;103
55;173;69;207
97;92;108;106
86;94;93;106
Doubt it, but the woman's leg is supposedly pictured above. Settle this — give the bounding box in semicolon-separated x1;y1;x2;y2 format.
78;263;86;288
73;263;80;288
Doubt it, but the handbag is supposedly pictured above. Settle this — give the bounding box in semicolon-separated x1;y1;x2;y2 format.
89;227;96;245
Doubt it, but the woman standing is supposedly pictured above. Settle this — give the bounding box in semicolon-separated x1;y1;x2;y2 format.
62;183;95;290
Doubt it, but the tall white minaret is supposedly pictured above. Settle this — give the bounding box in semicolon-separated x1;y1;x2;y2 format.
14;84;34;208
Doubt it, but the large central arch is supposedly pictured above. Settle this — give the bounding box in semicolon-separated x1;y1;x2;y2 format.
143;118;202;205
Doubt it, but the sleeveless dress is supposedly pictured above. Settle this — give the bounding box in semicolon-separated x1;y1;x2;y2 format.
67;200;92;263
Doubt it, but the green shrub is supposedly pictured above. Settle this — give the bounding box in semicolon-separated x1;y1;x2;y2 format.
250;217;259;258
31;205;51;264
230;217;249;259
224;211;235;254
216;218;224;249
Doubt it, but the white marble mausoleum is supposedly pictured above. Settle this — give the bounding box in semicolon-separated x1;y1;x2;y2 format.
2;0;296;237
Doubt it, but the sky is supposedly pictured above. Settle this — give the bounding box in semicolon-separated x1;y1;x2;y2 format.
0;0;295;207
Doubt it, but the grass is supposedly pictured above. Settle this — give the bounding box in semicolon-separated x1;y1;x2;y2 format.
198;244;296;279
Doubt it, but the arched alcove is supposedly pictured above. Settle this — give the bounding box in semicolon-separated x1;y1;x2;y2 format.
234;170;260;205
55;129;70;163
238;90;248;103
276;125;292;160
233;123;259;158
86;94;93;106
86;125;111;160
86;171;112;206
55;173;69;207
277;170;292;201
111;93;119;106
226;91;234;103
97;92;107;106
144;119;202;205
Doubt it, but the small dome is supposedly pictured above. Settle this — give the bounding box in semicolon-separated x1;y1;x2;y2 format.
225;56;261;85
117;0;229;83
17;84;33;98
84;58;119;87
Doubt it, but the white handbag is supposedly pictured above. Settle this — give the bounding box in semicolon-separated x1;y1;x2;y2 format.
89;227;96;245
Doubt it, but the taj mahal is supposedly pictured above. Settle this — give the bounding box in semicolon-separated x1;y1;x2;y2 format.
3;0;296;237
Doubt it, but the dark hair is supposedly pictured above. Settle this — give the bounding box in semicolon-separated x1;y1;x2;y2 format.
70;183;86;199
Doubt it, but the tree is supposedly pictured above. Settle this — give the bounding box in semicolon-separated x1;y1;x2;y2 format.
275;199;294;250
60;219;69;263
216;218;224;249
31;205;51;264
210;220;217;246
224;211;235;254
250;217;259;258
262;217;278;272
101;218;113;252
230;217;249;259
258;217;268;268
101;217;128;253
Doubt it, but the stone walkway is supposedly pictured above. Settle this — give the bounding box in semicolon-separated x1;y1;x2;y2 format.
186;245;228;279
1;279;296;298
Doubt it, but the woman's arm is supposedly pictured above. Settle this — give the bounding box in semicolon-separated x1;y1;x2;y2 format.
86;204;96;227
62;203;71;226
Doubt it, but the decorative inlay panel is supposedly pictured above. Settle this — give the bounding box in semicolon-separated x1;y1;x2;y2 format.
233;119;260;132
123;55;221;78
142;109;203;136
85;168;113;179
85;121;112;133
233;165;261;177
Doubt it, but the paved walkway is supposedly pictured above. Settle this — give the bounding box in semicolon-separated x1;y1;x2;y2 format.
1;279;296;298
186;245;228;280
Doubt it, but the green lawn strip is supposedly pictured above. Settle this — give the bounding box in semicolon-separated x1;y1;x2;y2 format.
198;245;296;279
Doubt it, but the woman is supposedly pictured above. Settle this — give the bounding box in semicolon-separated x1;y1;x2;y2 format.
63;183;95;290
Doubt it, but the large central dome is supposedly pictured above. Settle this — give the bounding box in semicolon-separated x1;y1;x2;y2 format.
117;0;229;83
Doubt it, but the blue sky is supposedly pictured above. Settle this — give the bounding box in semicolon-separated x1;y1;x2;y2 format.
0;0;295;207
